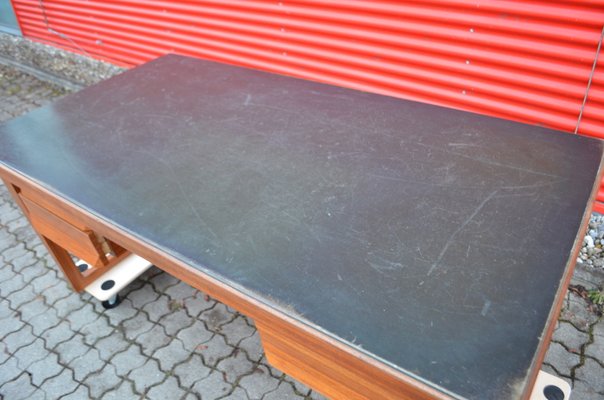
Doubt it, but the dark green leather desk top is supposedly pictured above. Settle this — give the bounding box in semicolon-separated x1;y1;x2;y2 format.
0;55;601;399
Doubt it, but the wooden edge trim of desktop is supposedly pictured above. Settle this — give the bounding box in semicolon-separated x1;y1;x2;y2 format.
0;164;449;400
519;153;604;400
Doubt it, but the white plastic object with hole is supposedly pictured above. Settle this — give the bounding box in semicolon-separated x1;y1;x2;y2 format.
77;254;153;301
529;370;571;400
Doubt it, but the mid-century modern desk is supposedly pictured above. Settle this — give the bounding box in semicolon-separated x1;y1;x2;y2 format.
0;55;601;400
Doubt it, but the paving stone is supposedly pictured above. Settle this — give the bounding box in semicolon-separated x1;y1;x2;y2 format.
1;242;29;264
8;250;37;273
69;347;106;381
80;315;115;345
0;229;17;247
0;299;12;319
165;280;198;301
182;392;202;400
55;334;90;364
142;295;172;322
585;331;604;361
0;273;27;297
544;342;580;377
5;284;36;309
95;332;129;361
593;320;604;338
2;321;33;352
121;311;153;340
6;216;31;234
146;376;185;400
100;380;138;400
128;358;165;394
18;296;50;322
541;362;560;377
0;208;21;225
40;279;71;305
196;333;233;367
120;278;146;297
560;292;600;331
221;316;255;347
238;364;279;400
84;363;121;398
239;332;263;362
60;384;90;400
0;372;37;400
0;357;21;383
191;370;232;400
25;389;46;400
263;382;303;400
12;224;38;243
0;263;17;282
30;242;49;260
81;293;107;314
27;352;63;385
149;271;180;292
41;253;56;269
19;261;47;284
217;350;255;384
40;367;79;399
177;319;213;352
127;283;160;308
153;338;190;372
183;292;216;317
173;354;211;388
573;358;604;399
40;320;75;349
309;389;329;400
110;344;148;377
53;292;87;318
140;266;163;282
136;324;171;356
104;298;138;326
12;338;47;369
201;303;234;331
158;309;193;336
28;306;60;335
223;386;249;399
284;376;312;397
30;269;60;294
0;342;8;365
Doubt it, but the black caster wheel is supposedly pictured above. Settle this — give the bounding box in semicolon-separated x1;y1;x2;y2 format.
102;294;121;309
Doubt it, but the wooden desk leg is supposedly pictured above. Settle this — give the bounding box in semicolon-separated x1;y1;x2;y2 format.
43;237;89;291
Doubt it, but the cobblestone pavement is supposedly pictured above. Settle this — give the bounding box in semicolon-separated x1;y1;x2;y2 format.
0;63;603;399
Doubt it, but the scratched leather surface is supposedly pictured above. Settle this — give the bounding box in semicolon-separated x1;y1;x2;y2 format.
0;55;601;399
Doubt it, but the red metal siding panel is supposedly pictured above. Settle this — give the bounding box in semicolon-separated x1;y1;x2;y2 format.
11;0;604;206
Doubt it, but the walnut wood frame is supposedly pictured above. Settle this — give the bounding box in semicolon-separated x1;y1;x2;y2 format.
1;162;597;400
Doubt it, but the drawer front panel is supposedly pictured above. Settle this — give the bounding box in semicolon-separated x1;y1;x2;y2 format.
21;196;105;266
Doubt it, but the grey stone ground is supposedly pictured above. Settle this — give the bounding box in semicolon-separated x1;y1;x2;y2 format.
0;63;602;399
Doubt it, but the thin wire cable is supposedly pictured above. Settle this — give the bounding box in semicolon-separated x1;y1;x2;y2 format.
575;25;604;134
38;0;90;57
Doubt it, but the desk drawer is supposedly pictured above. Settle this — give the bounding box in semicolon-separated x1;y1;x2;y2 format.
20;196;106;267
16;184;89;231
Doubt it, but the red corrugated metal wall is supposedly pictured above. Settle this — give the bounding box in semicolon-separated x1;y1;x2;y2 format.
10;0;604;210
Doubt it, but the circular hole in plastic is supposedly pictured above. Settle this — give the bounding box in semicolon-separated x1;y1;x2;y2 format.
77;263;89;273
101;280;115;291
543;385;565;400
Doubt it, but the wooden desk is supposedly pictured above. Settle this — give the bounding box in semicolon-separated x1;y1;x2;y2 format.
0;55;601;400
